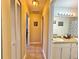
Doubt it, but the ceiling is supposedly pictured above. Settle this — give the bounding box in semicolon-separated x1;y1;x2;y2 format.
53;0;78;8
26;0;47;13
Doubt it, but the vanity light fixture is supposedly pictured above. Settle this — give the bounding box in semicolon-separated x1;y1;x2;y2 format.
32;0;39;7
58;12;74;16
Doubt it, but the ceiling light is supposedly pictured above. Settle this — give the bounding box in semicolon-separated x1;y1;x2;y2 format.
32;0;39;7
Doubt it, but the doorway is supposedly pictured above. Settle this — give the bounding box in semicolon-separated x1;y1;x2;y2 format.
26;14;29;47
10;0;21;59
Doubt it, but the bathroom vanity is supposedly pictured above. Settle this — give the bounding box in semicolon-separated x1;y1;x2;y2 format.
48;0;78;59
50;38;78;59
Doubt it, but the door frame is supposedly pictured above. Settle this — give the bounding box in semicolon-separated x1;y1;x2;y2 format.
10;0;22;59
16;1;21;59
41;16;44;48
26;14;30;48
10;0;17;59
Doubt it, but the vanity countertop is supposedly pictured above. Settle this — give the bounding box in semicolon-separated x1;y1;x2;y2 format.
51;38;78;43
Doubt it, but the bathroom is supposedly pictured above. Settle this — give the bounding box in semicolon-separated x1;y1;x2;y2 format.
53;8;78;39
48;0;78;59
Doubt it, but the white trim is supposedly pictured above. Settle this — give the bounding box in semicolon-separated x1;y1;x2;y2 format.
28;17;30;46
30;42;41;45
23;53;26;59
42;49;46;59
17;0;20;6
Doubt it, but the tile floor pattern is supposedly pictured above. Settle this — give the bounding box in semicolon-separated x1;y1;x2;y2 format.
25;45;44;59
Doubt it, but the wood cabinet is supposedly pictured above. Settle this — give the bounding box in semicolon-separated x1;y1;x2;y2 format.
51;43;78;59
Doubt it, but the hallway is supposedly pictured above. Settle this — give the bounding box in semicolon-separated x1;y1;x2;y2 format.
2;0;78;59
2;0;50;59
25;44;44;59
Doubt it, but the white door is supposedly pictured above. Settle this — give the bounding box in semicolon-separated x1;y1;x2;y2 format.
16;2;21;59
11;0;17;59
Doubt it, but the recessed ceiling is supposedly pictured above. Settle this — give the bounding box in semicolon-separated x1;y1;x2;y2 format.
53;0;78;8
26;0;47;13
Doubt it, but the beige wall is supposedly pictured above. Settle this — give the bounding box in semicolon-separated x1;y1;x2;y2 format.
2;0;29;59
2;0;11;59
20;0;29;58
2;0;49;59
30;13;42;44
42;0;49;59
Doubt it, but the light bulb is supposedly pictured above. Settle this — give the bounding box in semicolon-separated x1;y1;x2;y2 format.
32;0;39;7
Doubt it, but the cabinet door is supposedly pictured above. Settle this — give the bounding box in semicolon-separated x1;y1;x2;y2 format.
62;47;71;59
71;43;78;59
51;44;61;59
61;44;71;59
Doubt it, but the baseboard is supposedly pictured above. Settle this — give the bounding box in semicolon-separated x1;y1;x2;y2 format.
30;42;41;45
42;49;46;59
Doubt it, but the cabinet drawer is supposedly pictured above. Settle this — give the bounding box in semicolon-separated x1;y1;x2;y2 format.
72;43;78;47
52;44;62;47
52;43;71;47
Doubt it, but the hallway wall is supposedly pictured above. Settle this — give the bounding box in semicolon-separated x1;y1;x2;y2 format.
42;0;49;59
2;0;29;59
20;0;29;58
2;0;11;59
30;13;42;44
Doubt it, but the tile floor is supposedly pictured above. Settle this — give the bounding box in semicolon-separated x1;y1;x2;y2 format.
25;44;44;59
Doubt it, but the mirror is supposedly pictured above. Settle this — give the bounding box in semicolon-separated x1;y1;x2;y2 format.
53;17;78;38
